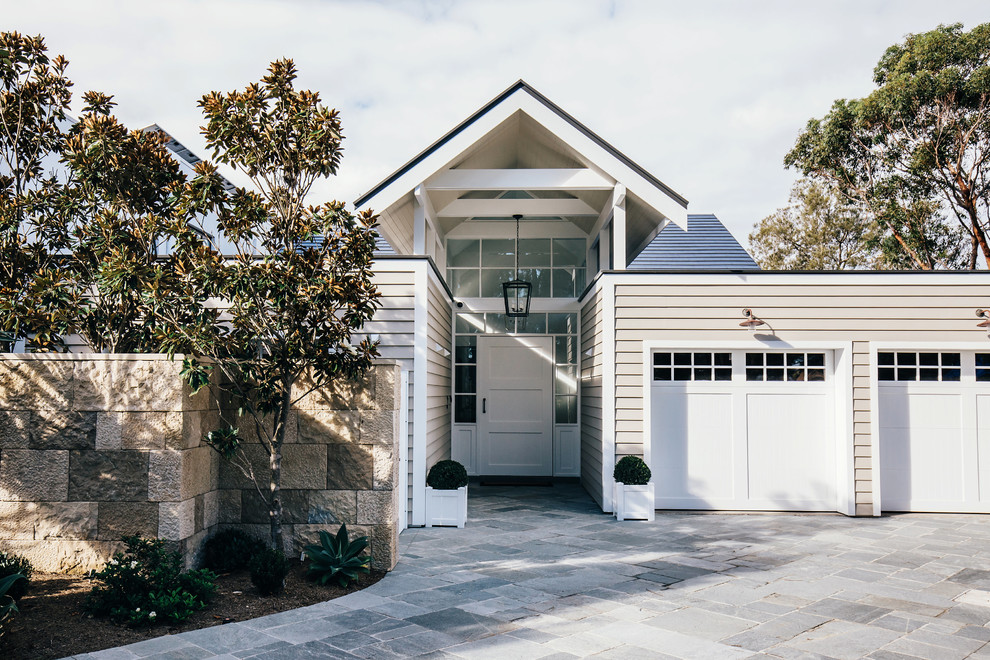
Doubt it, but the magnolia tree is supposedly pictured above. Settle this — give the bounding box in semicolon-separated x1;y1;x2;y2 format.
169;60;381;552
0;32;74;350
0;32;206;353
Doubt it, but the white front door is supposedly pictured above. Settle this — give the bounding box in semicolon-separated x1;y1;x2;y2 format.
651;349;838;511
478;335;553;476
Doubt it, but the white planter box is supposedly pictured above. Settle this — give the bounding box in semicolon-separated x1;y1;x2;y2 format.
613;482;655;521
425;485;467;528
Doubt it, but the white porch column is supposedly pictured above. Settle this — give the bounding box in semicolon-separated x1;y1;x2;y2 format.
612;184;627;270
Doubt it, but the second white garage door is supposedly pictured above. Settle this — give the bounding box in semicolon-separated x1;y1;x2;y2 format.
651;349;838;511
879;350;990;512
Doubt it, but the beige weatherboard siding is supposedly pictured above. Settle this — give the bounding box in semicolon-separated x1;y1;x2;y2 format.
424;272;453;481
585;271;990;517
580;286;605;508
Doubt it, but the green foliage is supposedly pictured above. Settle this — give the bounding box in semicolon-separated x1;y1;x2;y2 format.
426;459;468;490
0;31;217;353
57;94;211;353
205;425;242;461
249;548;289;596
0;550;33;601
303;524;371;587
613;456;652;486
0;572;26;638
167;59;381;552
750;179;891;270
786;22;990;269
85;535;217;626
201;528;264;572
0;31;75;351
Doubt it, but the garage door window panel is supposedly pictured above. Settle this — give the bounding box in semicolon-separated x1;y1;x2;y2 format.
878;352;962;382
653;352;731;382
745;352;826;383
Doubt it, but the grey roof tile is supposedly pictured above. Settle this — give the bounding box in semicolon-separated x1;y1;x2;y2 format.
628;214;758;270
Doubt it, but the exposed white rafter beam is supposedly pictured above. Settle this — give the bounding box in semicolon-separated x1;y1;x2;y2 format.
588;188;615;241
436;198;598;217
426;168;612;191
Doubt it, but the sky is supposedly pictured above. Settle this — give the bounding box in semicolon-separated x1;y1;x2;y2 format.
4;0;988;246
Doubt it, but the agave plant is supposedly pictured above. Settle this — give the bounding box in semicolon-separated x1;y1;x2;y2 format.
0;573;26;637
303;524;371;587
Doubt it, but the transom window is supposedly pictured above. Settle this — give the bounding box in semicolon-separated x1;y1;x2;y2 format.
653;352;732;381
745;352;826;382
877;352;960;382
446;237;587;299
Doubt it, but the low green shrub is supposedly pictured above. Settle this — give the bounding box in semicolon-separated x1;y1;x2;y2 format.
613;456;652;486
249;548;289;596
0;573;26;638
0;550;33;601
427;459;468;490
84;535;217;626
201;529;264;572
304;524;371;587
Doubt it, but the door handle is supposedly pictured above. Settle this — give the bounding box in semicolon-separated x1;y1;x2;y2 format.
482;398;486;414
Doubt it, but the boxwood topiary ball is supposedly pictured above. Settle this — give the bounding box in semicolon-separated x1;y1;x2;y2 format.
613;456;652;486
427;459;468;490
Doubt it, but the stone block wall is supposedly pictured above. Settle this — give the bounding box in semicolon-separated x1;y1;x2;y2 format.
219;363;400;571
0;355;219;573
0;356;400;574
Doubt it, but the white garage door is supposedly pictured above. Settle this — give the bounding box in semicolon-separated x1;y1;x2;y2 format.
651;349;837;511
879;350;990;512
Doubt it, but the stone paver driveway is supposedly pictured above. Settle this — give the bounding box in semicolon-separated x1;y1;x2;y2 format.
76;484;990;659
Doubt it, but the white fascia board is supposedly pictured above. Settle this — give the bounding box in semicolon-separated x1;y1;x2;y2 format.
426;168;613;191
437;198;597;218
601;272;990;285
512;94;687;229
362;88;688;229
601;278;617;512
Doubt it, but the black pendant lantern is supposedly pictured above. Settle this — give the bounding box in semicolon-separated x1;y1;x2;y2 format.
502;214;531;318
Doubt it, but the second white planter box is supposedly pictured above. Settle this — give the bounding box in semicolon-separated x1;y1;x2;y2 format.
613;482;655;521
425;485;468;527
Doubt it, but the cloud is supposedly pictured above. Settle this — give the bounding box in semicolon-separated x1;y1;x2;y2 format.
5;0;988;243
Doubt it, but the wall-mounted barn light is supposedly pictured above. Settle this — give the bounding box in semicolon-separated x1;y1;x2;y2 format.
739;308;766;332
977;309;990;337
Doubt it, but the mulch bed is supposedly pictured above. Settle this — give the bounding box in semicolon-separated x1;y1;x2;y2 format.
2;560;385;660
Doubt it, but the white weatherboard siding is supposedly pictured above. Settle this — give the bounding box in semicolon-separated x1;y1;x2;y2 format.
595;272;990;516
580;287;604;508
364;260;417;525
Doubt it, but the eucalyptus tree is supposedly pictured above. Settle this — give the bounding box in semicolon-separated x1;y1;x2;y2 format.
749;179;885;270
786;22;989;269
172;60;381;552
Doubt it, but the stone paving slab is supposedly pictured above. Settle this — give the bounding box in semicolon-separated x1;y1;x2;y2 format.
76;485;990;659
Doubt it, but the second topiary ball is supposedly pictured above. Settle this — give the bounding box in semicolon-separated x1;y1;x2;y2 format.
613;456;652;486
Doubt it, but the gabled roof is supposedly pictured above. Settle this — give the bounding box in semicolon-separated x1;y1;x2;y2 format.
628;214;759;270
354;80;688;230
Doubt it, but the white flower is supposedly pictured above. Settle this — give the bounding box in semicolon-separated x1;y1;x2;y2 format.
109;558;118;565
149;611;157;619
130;561;138;569
135;608;141;612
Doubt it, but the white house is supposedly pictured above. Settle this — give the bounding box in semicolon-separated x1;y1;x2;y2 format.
354;80;990;527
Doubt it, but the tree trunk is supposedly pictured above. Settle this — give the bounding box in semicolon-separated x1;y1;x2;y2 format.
268;438;283;552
